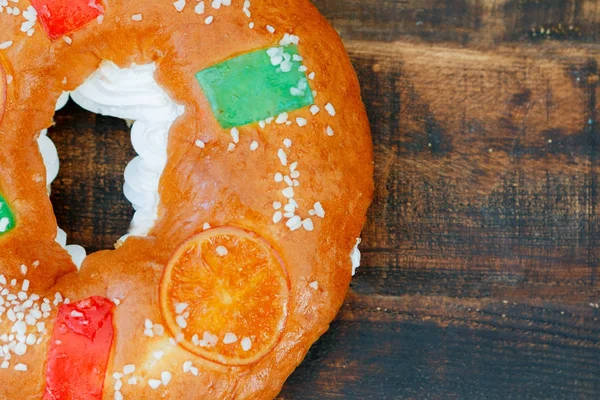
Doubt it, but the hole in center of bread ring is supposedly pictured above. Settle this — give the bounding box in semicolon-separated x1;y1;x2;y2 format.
37;61;184;269
48;101;136;253
160;226;290;366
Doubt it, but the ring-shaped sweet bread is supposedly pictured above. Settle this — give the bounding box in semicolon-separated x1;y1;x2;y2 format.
0;1;373;398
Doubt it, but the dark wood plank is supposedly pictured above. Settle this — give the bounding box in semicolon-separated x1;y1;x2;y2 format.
312;0;485;43
280;293;600;399
312;0;600;44
49;101;135;253
347;40;600;295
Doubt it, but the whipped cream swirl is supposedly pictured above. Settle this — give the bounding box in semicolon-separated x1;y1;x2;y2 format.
71;61;184;238
38;61;184;268
351;238;362;276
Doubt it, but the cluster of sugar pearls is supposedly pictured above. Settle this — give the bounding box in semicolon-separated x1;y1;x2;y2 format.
267;34;311;90
242;1;255;29
210;0;232;9
128;311;249;396
240;34;339;232
109;360;202;393
19;5;36;36
270;138;325;232
267;34;337;136
171;0;236;13
266;34;301;73
0;263;68;372
142;318;182;357
169;0;233;25
112;365;138;400
187;323;251;354
112;364;173;398
0;1;38;38
143;318;165;338
111;317;188;397
190;330;217;348
173;302;189;329
242;0;251;18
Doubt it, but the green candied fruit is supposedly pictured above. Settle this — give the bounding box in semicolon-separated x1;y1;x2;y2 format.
196;45;314;128
0;193;15;236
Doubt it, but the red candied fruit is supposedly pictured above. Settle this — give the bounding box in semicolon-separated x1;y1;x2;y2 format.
30;0;104;40
43;296;115;400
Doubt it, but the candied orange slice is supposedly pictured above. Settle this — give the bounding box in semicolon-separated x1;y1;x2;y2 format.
160;226;290;366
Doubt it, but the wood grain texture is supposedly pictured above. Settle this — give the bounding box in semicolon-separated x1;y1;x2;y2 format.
50;104;135;253
45;0;600;398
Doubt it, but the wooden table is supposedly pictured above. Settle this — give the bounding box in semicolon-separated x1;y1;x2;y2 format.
49;1;600;398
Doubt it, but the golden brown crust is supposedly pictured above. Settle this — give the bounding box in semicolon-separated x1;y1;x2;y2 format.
0;0;373;398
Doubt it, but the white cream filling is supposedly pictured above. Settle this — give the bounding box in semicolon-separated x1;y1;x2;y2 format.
71;61;184;241
351;238;361;276
37;61;362;275
38;61;184;268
